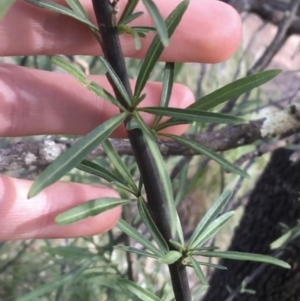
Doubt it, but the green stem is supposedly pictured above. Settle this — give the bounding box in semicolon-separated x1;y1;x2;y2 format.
91;1;191;300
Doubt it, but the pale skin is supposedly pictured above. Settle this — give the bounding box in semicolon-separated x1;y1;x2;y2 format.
0;0;242;240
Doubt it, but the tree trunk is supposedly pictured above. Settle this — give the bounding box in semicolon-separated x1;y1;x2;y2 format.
202;148;300;301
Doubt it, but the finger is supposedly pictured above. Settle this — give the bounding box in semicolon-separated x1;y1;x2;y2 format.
0;175;121;240
0;0;242;63
0;64;193;137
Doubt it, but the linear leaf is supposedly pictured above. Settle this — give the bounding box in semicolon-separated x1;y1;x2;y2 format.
139;107;245;125
55;197;131;225
89;82;124;109
0;0;15;19
143;133;178;238
138;198;169;253
117;219;163;256
197;251;290;269
134;0;189;97
153;62;174;127
133;29;142;50
51;56;123;109
190;212;235;249
51;56;88;84
114;245;159;259
153;119;189;131
169;239;184;251
120;11;144;25
119;0;139;24
188;256;207;284
118;278;162;301
132;26;156;33
28;113;127;198
189;190;233;249
142;0;168;46
175;162;189;205
270;222;300;249
175;212;184;245
133;111;158;141
24;0;98;30
65;0;89;18
112;181;139;195
165;135;249;178
99;56;132;106
189;246;220;253
190;69;282;111
190;261;227;270
158;250;182;264
102;139;138;193
77;159;124;184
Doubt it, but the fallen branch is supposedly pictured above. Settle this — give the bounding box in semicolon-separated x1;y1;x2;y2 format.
0;118;269;172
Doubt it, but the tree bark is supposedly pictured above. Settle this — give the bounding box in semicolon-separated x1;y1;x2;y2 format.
202;148;300;301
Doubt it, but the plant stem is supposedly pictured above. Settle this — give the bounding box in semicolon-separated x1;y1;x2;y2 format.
91;1;191;300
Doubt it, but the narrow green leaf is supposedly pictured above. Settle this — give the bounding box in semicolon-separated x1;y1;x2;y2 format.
158;250;182;264
55;198;131;225
118;278;162;301
77;159;124;184
133;111;158;141
117;219;163;256
188;261;227;270
112;181;138;195
133;30;142;50
0;0;15;19
153;119;188;131
174;162;189;205
139;107;245;125
28;113;128;198
189;190;233;249
190;212;235;249
190;69;282;111
270;222;300;249
270;231;292;250
65;0;89;18
142;0;168;46
175;212;184;245
51;56;123;109
153;62;174;127
143;133;178;238
132;26;156;33
102;139;138;193
114;245;159;259
24;0;98;30
120;11;144;25
134;0;189;98
169;239;184;251
51;56;88;84
138;198;169;253
119;0;139;24
99;56;132;106
197;251;290;269
188;246;220;254
188;256;207;284
160;62;174;106
89;82;124;110
165;135;249;178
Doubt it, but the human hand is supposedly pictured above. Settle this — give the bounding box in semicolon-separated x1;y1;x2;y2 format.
0;0;242;240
